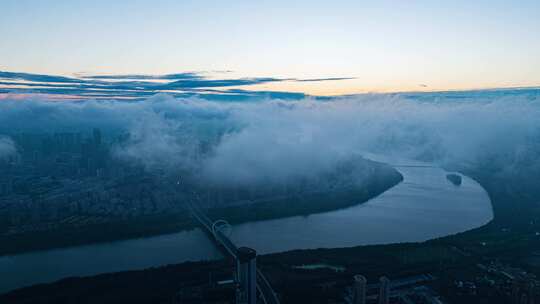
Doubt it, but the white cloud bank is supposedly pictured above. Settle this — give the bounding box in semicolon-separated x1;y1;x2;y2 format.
0;91;539;184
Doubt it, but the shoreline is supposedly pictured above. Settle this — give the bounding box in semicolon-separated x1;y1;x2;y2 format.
0;161;402;257
0;167;505;302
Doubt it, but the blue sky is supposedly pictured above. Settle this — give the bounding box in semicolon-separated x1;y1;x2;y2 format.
1;0;539;95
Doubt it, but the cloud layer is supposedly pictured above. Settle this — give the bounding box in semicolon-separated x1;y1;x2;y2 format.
0;89;539;185
0;71;354;101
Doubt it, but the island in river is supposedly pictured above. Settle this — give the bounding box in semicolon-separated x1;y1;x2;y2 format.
446;173;462;186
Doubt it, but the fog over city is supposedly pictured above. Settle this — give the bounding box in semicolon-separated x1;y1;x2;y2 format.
0;136;16;158
1;91;539;185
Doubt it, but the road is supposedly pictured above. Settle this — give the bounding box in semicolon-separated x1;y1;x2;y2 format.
188;202;280;304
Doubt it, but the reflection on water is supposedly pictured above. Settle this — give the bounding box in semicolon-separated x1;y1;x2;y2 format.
0;229;222;294
293;264;346;272
0;158;493;294
230;165;492;252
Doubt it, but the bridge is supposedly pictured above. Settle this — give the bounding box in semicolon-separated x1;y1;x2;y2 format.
188;202;280;304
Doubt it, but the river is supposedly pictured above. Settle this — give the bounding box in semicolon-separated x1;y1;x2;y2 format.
0;157;493;294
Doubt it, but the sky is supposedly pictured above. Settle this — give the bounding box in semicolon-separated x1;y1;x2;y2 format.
1;0;539;95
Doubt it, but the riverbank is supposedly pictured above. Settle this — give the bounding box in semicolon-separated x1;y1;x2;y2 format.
0;160;402;256
2;167;535;303
1;159;493;295
208;161;403;225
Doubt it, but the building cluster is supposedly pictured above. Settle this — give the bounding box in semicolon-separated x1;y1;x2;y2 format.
0;130;181;235
511;276;540;304
473;262;540;304
1;129;376;237
172;246;260;304
347;274;443;304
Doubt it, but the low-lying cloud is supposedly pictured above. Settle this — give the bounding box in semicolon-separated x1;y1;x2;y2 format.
0;136;16;159
0;90;539;185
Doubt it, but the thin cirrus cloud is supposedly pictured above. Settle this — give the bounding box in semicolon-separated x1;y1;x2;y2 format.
0;71;355;100
78;72;202;80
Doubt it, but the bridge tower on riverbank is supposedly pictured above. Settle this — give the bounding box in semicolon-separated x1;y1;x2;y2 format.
236;247;257;304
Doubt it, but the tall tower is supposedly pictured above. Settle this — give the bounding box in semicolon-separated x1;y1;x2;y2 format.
378;276;390;304
353;275;367;304
236;247;257;304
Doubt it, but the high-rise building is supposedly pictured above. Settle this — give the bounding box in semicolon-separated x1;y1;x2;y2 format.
512;277;540;304
353;274;367;304
378;276;390;304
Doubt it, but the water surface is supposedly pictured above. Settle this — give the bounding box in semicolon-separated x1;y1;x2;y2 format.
0;158;493;294
230;164;492;251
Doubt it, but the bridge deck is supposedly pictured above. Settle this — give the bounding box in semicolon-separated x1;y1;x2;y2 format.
187;202;279;304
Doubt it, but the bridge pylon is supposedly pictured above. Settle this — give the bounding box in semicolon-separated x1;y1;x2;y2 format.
235;247;257;304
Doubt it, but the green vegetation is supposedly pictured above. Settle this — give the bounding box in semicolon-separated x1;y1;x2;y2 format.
209;162;403;224
0;213;193;256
